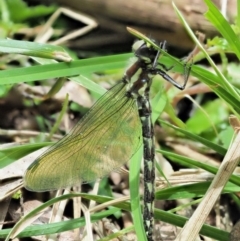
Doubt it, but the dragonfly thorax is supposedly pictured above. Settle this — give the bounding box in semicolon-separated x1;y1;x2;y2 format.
127;76;148;98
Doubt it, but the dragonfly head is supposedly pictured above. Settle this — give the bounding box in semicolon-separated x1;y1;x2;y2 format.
132;40;158;65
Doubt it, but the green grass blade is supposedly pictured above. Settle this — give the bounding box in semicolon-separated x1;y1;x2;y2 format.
204;0;240;60
158;150;240;186
153;209;229;241
129;147;147;241
0;39;71;61
159;120;227;155
172;2;240;103
156;181;240;200
0;143;51;168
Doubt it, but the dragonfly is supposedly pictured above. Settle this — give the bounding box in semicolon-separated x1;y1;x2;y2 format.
24;29;191;241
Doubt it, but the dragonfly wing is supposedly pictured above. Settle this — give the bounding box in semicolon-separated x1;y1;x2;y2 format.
24;82;142;191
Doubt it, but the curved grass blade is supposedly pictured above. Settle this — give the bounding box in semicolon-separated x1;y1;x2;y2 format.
0;39;71;61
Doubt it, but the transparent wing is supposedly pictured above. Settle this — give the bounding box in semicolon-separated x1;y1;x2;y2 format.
24;81;142;191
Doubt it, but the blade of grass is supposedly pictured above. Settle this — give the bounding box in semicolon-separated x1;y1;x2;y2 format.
158;120;227;155
172;2;240;102
0;39;71;61
204;0;240;60
158;150;240;186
